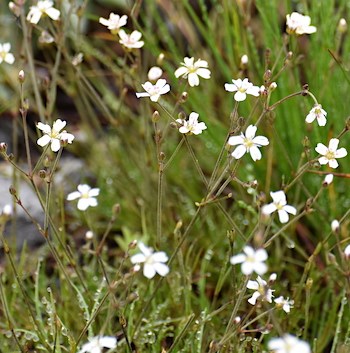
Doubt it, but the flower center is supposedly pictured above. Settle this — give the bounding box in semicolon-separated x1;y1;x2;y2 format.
244;138;253;148
238;87;247;93
325;151;335;160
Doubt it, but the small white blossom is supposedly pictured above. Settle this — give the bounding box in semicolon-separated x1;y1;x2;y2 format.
2;204;12;216
230;246;268;275
67;184;100;211
27;0;60;24
148;66;163;81
274;296;294;313
315;138;347;169
99;13;127;33
323;174;334;186
136;79;170;102
174;57;211;87
344;244;350;258
224;78;260;102
176;112;207;135
268;334;310;353
262;190;297;224
269;273;277;282
240;54;248;65
118;29;144;49
228;125;269;161
0;43;15;65
338;18;347;33
130;242;169;279
305;104;327;126
39;30;55;44
37;119;74;152
247;276;274;305
286;12;317;35
85;230;94;240
331;219;340;233
78;336;117;353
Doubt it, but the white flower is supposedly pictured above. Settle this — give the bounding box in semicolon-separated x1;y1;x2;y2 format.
286;12;317;35
148;66;163;81
118;29;144;49
315;138;347;169
174;57;211;87
241;54;248;65
36;119;74;152
78;336;117;353
224;78;260;102
176;112;207;135
130;242;169;279
39;30;55;44
228;125;269;161
99;13;127;33
2;204;12;216
262;191;297;224
230;246;268;275
67;184;100;211
274;296;294;313
27;0;60;24
305;104;327;126
246;276;274;305
268;334;310;353
136;79;170;102
0;43;15;65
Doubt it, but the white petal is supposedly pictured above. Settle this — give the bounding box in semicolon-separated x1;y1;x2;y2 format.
98;336;117;349
188;72;199;86
241;261;254;275
37;135;51;147
230;254;246;265
246;280;259;290
67;191;81;201
153;263;169;277
77;199;90;211
315;143;328;155
278;210;289;223
318;156;329;165
136;92;150;98
130;253;146;264
150;94;160;102
283;205;297;215
254;263;267;275
50;138;61;152
5;53;15;64
174;66;188;78
45;7;60;20
152;251;168;262
252;136;269;146
255;249;268;262
28;9;42;24
317;115;327;126
224;83;237;92
227;135;244;146
335;147;347;158
270;190;286;204
89;188;100;197
234;91;247;102
231;145;247;159
78;184;91;193
196;68;211;79
328;138;339;152
87;198;98;207
53;119;66;132
243;246;254;256
245;125;257;139
305;113;315;123
37;122;51;134
248;292;260;305
143;264;156;279
179;126;189;134
249;146;262;161
138;242;152;257
159;84;170;95
246;86;260;97
261;203;277;215
329;159;339;169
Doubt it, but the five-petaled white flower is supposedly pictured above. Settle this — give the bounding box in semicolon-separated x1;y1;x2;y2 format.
78;336;117;353
174;57;211;87
315;138;347;169
0;43;15;65
268;334;311;353
176;112;207;135
130;242;169;279
286;12;317;35
136;79;170;102
118;29;144;49
274;296;294;313
37;119;74;152
99;13;127;33
67;184;100;211
27;0;60;24
262;190;297;224
305;104;327;126
247;276;274;305
224;78;260;102
230;246;268;275
228;125;269;161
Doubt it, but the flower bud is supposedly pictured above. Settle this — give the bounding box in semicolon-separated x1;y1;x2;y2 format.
9;2;21;16
128;240;138;250
2;204;12;217
39;170;47;179
268;82;277;92
112;203;121;215
152;110;160;122
179;91;188;103
323;174;333;187
18;70;25;83
338;18;347;34
263;69;272;82
344;244;350;259
9;186;17;196
240;54;248;65
331;220;340;233
0;142;7;153
148;66;163;81
85;230;94;239
157;53;165;66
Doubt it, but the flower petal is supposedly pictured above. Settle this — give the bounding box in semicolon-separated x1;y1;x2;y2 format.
249;145;262;161
335;147;347;158
153;263;169;277
278;209;289;223
143;263;156;278
188;72;199;86
37;135;51;147
230;254;246;265
234;91;246;102
231;145;247;159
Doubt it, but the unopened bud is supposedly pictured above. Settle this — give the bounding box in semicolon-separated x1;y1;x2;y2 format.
306;278;313;289
85;230;94;239
9;186;17;196
159;151;166;161
9;2;21;16
128;240;138;250
38;170;47;179
0;142;7;152
241;54;248;65
170;122;177;129
152;110;160;122
263;69;272;82
148;66;163;81
2;204;12;217
323;174;333;187
23;99;30;111
269;273;277;283
338;18;347;33
177;111;186;121
233;316;241;324
331;220;340;234
18;70;25;83
157;53;165;66
268;82;277;92
112;203;121;215
344;244;350;258
180;91;188;103
345;117;350;131
238;116;245;127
